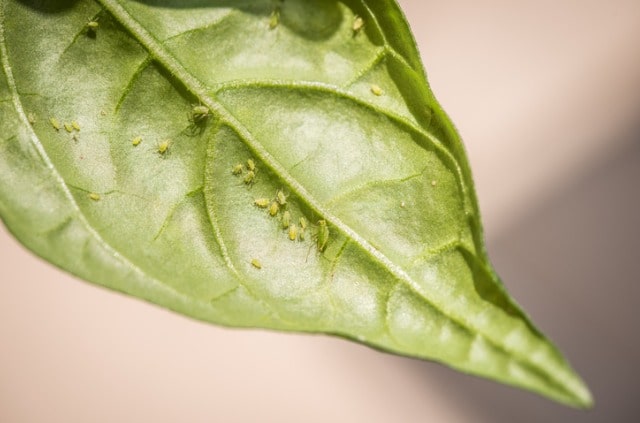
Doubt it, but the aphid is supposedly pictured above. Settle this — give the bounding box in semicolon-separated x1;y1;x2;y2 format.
269;8;280;30
191;104;210;123
316;219;329;251
431;180;437;187
276;189;287;206
281;210;291;229
298;217;308;240
157;139;170;155
49;117;60;131
86;20;99;37
269;201;279;217
64;123;73;133
231;164;244;175
352;15;364;33
251;258;262;269
370;84;383;96
71;121;81;131
400;201;406;208
27;113;36;125
88;192;100;201
247;159;256;172
132;136;142;146
254;198;270;208
288;224;298;241
244;170;256;185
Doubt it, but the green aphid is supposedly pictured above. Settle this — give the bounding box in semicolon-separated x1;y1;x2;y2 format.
281;210;291;229
64;123;73;133
49;117;60;131
247;159;256;172
191;104;210;122
288;224;298;241
276;189;287;206
244;170;256;185
316;219;329;251
251;258;262;269
157;139;170;155
87;21;99;30
254;198;270;208
269;8;280;30
132;136;142;146
88;192;100;201
269;201;279;217
231;164;244;175
71;121;81;131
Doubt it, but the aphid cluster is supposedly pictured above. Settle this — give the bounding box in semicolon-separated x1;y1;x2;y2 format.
49;116;81;140
231;158;259;185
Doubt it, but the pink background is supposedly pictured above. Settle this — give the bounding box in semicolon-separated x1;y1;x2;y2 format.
2;1;640;421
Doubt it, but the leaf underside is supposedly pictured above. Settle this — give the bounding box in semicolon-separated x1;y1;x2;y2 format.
0;0;591;407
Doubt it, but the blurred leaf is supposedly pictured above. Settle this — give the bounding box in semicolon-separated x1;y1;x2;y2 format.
0;0;592;407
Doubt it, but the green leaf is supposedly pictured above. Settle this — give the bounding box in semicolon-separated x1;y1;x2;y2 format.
0;0;592;407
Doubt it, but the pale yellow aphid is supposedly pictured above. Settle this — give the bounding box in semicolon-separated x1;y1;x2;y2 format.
87;21;99;30
191;104;210;123
64;123;73;133
276;189;287;206
352;15;364;33
231;164;243;175
251;258;262;269
269;201;279;217
49;117;60;131
254;198;270;208
431;180;437;187
316;220;329;252
27;113;36;125
370;84;383;96
247;159;256;172
298;217;308;240
71;121;81;131
88;192;101;201
288;224;298;241
132;136;142;146
281;210;291;229
157;139;170;155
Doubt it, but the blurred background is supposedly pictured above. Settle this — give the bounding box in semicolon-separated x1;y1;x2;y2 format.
2;0;639;421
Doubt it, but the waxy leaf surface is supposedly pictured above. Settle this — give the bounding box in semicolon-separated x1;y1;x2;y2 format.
0;0;591;407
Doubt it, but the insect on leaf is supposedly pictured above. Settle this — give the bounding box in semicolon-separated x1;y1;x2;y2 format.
0;0;591;408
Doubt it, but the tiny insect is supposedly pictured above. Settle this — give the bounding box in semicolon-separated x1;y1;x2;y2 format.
132;136;142;146
276;189;287;206
244;170;256;185
49;117;60;131
298;217;308;240
157;139;170;155
71;121;81;131
86;20;99;37
27;113;36;125
231;164;243;175
247;159;256;172
269;201;279;217
281;210;291;229
191;104;210;123
269;8;280;30
400;201;406;208
316;220;329;251
64;123;73;133
288;224;298;241
352;15;364;33
431;180;437;187
254;198;270;208
89;192;101;201
251;258;262;269
370;84;383;96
